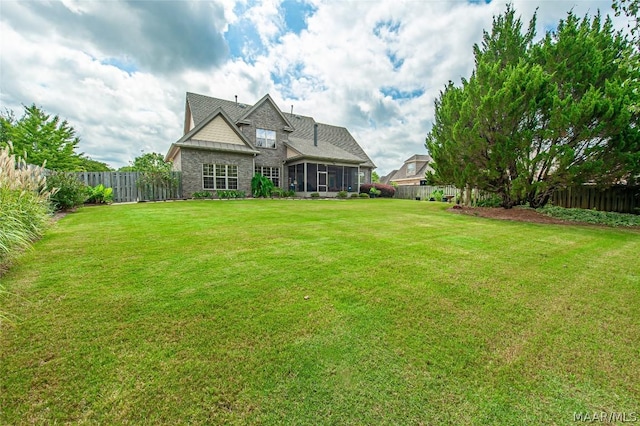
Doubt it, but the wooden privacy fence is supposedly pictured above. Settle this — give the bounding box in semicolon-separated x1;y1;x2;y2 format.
551;185;639;214
394;185;458;200
74;172;182;203
395;184;639;214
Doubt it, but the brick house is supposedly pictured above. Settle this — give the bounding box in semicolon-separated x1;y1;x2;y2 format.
165;92;376;197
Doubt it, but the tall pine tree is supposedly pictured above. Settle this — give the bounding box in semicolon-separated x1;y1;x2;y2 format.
1;104;83;171
426;5;639;208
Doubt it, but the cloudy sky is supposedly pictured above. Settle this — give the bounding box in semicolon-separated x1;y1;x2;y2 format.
0;0;629;175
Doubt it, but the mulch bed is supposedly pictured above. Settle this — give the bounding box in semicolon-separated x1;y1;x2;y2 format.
448;205;572;225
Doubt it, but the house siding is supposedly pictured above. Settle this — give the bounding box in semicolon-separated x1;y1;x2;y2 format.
193;116;244;145
180;147;254;197
172;149;182;171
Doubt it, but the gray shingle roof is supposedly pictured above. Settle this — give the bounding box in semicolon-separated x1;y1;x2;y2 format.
384;155;433;182
185;92;376;168
284;113;375;168
287;137;363;163
187;92;248;124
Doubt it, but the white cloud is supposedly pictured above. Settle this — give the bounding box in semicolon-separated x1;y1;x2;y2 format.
0;0;623;175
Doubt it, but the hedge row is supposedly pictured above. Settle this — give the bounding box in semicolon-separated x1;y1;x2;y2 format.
359;183;396;198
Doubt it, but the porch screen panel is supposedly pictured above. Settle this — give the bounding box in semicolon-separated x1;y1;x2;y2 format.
328;165;343;191
346;167;358;192
307;163;317;192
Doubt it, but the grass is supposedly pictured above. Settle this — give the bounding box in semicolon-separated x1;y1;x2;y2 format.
1;199;639;425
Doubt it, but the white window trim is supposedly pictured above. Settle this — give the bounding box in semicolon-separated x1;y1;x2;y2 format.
256;128;276;149
255;165;280;187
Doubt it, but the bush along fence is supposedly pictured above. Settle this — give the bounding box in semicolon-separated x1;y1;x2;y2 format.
74;172;182;203
394;183;639;214
359;183;397;198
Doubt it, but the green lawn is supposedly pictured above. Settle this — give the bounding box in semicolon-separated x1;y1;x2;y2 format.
1;199;639;425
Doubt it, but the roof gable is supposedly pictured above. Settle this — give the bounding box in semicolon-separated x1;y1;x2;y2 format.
166;108;258;161
178;107;250;145
192;115;245;146
386;154;433;181
238;94;295;131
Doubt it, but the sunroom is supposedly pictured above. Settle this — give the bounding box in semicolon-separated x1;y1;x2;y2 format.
286;161;365;195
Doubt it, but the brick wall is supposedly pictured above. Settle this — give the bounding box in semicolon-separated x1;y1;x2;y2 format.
179;148;254;197
238;100;290;187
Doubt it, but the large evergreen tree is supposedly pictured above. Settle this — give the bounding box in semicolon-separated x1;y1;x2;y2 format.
521;12;639;207
426;5;640;208
0;104;83;171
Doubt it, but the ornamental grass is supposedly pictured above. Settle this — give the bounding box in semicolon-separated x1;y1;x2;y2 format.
0;143;54;266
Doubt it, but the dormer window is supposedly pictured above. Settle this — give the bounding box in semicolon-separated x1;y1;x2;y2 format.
407;162;416;175
256;128;276;148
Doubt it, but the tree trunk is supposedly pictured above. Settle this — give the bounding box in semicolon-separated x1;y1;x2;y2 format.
528;189;552;209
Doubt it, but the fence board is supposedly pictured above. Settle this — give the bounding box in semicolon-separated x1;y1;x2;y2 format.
552;185;639;214
394;184;639;214
74;171;182;203
394;185;458;200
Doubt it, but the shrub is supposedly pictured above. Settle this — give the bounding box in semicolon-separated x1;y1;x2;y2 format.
369;187;381;197
192;191;212;199
271;187;285;198
337;191;348;199
285;190;296;197
430;189;444;202
350;193;359;198
251;173;274;198
310;192;320;198
46;172;87;211
85;184;113;204
0;144;53;265
359;183;396;198
540;205;640;227
475;194;502;208
359;193;370;198
218;190;246;199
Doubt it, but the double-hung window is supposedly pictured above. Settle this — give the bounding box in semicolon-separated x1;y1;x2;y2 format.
255;166;280;187
203;164;238;190
256;129;276;148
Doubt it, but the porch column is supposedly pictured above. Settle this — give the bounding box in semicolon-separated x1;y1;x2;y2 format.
303;162;307;194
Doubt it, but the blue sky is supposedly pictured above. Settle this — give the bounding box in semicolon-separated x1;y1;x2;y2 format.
0;0;627;176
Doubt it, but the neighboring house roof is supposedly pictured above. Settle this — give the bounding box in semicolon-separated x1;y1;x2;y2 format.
173;92;376;168
384;154;433;184
380;170;398;185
